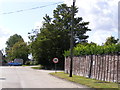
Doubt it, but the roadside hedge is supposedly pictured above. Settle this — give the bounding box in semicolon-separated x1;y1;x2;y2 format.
64;43;120;56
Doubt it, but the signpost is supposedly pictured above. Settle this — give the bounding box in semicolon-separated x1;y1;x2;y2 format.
53;58;59;73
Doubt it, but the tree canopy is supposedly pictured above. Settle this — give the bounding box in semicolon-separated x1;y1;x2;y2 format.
6;34;24;48
28;4;91;69
5;34;29;63
104;36;119;45
11;41;29;64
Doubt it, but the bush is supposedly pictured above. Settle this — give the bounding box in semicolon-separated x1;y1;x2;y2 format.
30;60;39;65
64;43;120;57
25;61;30;65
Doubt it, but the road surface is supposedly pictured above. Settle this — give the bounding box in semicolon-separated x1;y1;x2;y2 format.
0;66;88;88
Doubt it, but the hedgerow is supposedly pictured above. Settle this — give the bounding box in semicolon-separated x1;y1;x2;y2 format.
64;43;120;56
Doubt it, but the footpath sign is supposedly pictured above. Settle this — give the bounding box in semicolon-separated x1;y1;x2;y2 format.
53;58;59;73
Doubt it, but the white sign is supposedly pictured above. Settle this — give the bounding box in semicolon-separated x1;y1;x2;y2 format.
53;58;59;63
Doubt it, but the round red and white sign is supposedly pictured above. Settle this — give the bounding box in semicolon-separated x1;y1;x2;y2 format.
53;58;59;63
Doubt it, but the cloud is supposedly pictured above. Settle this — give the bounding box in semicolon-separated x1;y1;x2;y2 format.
0;0;62;3
0;37;7;50
87;30;116;45
0;26;13;50
62;0;119;44
0;27;10;37
34;21;43;31
1;0;118;46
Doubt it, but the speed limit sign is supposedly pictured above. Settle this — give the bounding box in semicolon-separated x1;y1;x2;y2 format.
53;58;59;63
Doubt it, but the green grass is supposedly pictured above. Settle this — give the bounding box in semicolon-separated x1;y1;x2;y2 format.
22;65;30;66
50;72;119;89
31;65;44;70
31;67;41;69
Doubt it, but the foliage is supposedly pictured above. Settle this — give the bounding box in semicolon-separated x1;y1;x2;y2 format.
28;4;91;69
6;34;24;48
6;34;24;59
104;36;119;45
31;66;44;70
64;42;120;57
29;60;39;65
11;41;29;64
5;34;29;64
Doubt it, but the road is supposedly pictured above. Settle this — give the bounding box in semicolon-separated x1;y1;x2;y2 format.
0;66;88;88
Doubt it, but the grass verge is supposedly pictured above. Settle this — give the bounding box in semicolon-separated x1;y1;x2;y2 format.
22;65;30;66
31;65;44;70
50;72;119;89
31;67;41;69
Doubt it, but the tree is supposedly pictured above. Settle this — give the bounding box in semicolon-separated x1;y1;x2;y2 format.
52;4;90;43
104;36;119;45
5;34;28;63
29;4;91;69
6;34;24;48
11;41;29;64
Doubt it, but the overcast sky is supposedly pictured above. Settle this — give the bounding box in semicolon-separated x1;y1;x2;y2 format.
0;0;119;53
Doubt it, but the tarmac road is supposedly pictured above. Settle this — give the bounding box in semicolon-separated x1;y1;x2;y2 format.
0;66;88;88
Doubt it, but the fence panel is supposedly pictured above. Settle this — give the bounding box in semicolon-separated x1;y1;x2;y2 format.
65;54;120;82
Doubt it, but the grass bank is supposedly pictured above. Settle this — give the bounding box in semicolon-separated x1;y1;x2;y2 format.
50;72;119;89
31;66;42;69
22;65;30;66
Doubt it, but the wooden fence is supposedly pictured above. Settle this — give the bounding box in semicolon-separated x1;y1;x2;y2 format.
65;54;120;82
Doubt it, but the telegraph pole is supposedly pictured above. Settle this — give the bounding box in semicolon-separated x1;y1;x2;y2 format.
69;0;76;77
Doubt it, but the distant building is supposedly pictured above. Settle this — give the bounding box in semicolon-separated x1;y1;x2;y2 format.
0;50;3;60
0;50;3;66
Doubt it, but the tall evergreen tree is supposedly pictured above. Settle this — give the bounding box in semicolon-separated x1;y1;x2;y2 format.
29;4;91;69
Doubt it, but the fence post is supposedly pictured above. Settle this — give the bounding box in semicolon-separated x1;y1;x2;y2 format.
88;54;93;78
117;52;120;88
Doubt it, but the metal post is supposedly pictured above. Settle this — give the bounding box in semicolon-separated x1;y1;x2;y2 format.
55;63;57;73
69;0;76;77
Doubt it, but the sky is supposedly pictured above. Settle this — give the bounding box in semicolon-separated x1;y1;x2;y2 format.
0;0;119;53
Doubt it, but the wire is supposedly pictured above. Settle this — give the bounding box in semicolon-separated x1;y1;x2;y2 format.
0;2;63;15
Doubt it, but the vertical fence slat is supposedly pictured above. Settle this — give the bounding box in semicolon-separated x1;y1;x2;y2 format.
108;55;110;82
117;54;119;83
106;55;109;81
101;55;104;81
93;55;95;78
113;54;115;82
103;55;106;81
96;55;99;80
